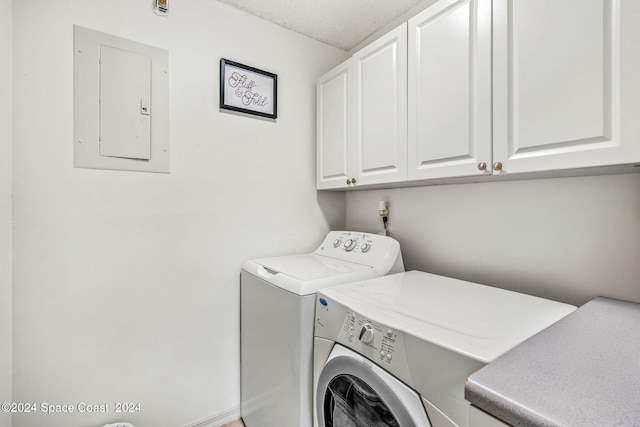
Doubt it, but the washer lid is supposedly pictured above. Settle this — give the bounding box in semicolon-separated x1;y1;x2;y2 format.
320;271;576;363
243;254;376;296
250;254;371;281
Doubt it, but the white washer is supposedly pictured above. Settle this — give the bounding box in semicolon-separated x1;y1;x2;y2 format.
241;231;404;427
314;271;576;427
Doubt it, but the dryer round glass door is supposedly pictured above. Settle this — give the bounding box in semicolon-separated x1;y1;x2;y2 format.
316;344;431;427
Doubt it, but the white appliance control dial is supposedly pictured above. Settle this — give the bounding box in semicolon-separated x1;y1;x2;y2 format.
344;239;357;251
359;324;374;344
314;232;397;264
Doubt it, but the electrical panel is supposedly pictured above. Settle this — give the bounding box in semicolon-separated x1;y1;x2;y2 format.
74;26;169;173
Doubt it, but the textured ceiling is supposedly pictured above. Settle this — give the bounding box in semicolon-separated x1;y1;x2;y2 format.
217;0;429;51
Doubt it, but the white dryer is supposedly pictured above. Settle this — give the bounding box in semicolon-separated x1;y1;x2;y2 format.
241;231;404;427
314;271;576;427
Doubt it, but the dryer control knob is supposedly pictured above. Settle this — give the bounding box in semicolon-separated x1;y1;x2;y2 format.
359;324;374;344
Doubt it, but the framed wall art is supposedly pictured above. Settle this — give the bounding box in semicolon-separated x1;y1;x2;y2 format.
219;58;277;119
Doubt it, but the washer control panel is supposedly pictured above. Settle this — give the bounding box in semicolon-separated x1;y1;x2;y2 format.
313;231;403;273
336;309;412;382
315;293;413;386
326;231;376;254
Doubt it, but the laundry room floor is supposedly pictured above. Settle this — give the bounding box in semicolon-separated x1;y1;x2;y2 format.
222;420;245;427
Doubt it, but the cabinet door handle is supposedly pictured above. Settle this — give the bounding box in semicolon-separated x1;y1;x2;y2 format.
351;178;357;184
478;162;487;171
493;162;503;171
346;179;352;185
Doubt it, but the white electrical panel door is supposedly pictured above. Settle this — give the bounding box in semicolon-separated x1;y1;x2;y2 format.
407;0;492;180
74;26;169;173
100;45;151;160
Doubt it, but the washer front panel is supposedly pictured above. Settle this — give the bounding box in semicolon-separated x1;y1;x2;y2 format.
336;306;414;385
316;344;431;427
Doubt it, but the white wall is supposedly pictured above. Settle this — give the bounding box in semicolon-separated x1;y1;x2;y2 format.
346;173;640;307
12;1;347;426
0;0;13;425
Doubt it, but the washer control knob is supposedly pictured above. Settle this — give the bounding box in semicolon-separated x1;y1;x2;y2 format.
386;329;393;337
361;243;371;253
344;239;356;251
385;353;393;362
333;239;341;248
359;324;374;344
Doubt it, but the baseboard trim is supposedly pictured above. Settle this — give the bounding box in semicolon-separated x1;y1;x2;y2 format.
180;406;241;427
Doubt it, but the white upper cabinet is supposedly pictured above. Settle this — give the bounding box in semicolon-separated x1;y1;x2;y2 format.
351;23;408;186
317;23;407;189
492;0;640;174
317;63;350;190
408;0;492;180
317;0;640;190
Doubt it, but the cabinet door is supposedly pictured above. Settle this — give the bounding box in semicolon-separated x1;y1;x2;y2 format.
350;23;408;186
407;0;492;180
493;0;640;174
317;63;350;189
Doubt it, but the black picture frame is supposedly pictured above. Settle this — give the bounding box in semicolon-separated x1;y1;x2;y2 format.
219;58;278;119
